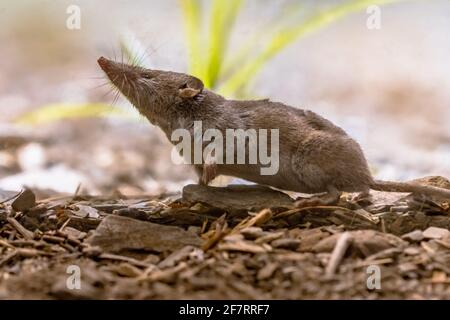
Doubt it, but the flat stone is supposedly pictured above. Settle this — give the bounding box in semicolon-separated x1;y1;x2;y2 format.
182;184;294;213
422;227;450;240
86;215;202;253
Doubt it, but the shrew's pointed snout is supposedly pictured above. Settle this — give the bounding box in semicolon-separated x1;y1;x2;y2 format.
97;56;113;73
97;56;142;103
97;56;125;79
97;56;126;91
97;56;140;85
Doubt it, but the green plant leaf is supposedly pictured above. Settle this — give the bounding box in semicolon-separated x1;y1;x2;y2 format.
218;0;407;96
220;2;303;81
14;103;130;125
179;0;204;80
204;0;242;88
24;0;419;126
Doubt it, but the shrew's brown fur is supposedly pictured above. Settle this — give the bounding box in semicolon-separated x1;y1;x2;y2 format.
98;57;450;200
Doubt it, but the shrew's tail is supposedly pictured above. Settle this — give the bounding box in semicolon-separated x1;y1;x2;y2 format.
370;180;450;199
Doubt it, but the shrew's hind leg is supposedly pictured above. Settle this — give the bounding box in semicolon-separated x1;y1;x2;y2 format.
196;148;218;186
196;163;217;186
294;185;341;208
202;163;217;185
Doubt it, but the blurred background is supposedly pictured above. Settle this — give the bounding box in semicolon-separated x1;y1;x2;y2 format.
0;0;449;197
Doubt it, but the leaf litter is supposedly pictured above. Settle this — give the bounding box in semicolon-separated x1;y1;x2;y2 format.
1;182;450;299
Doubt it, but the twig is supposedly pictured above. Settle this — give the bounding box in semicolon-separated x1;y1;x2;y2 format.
16;248;54;257
6;217;34;240
0;247;50;267
202;220;229;251
200;219;208;234
58;217;71;232
73;183;82;199
325;232;353;278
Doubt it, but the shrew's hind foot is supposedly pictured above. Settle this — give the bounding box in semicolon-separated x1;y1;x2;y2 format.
347;190;372;205
294;186;341;208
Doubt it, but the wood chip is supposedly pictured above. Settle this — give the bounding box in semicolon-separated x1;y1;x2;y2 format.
218;241;267;253
103;263;144;277
270;238;301;250
145;262;188;283
240;227;266;239
158;245;195;269
11;189;36;212
423;227;449;240
257;263;278;280
254;231;284;244
98;253;155;268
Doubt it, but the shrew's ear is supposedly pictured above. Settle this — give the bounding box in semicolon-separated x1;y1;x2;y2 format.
179;76;204;98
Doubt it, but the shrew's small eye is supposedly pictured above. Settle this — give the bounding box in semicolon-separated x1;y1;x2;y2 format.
142;73;152;79
179;83;188;89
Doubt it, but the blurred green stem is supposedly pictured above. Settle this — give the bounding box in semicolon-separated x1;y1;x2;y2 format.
218;0;407;96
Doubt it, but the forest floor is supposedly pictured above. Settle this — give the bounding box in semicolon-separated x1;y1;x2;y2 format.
1;178;450;299
2;0;450;300
1;118;450;300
